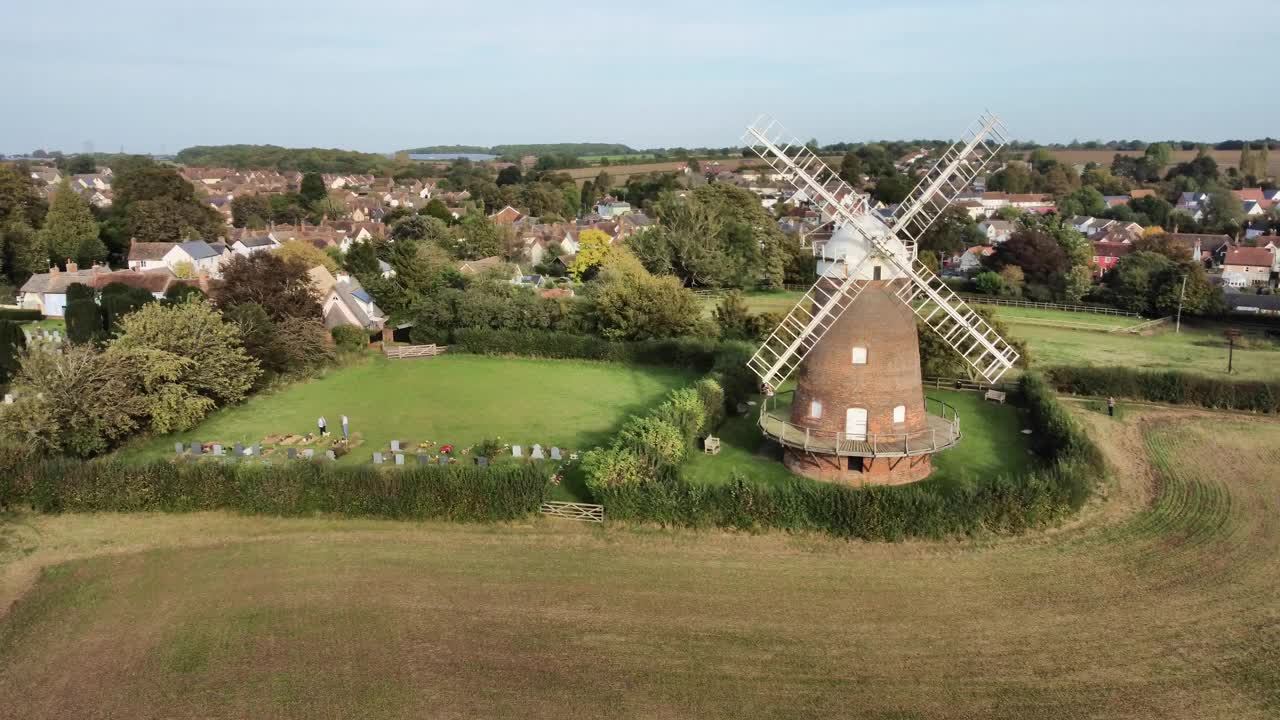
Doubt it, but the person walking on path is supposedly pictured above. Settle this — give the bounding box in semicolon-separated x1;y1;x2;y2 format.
1107;396;1115;417
341;415;349;441
318;416;328;437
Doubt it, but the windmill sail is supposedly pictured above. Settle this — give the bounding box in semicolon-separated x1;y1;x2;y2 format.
743;114;1019;386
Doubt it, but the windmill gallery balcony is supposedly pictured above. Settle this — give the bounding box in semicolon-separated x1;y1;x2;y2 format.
758;392;961;458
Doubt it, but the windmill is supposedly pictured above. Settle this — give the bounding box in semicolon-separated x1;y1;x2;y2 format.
745;112;1020;484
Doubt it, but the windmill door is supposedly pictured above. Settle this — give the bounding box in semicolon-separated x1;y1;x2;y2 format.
845;408;868;441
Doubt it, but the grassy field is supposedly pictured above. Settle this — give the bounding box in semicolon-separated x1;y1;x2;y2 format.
1039;147;1280;178
684;387;1032;487
704;292;1280;380
117;355;695;465
2;404;1278;718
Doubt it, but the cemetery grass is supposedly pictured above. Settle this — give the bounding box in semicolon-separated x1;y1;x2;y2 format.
117;355;696;466
682;388;1033;489
2;406;1279;718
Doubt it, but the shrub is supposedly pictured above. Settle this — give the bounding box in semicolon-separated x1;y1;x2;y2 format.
330;325;369;352
654;387;705;444
695;378;725;431
1043;365;1280;414
451;328;721;370
0;308;42;322
0;455;549;522
63;298;103;344
617;416;686;474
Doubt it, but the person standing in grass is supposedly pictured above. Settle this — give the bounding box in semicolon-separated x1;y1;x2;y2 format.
1107;396;1115;417
341;414;349;441
318;415;328;436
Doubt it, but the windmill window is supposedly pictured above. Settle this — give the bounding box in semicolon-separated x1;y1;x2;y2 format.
893;405;906;423
851;346;868;365
873;265;882;280
809;401;822;418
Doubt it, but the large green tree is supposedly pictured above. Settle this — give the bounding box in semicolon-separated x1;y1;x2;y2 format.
581;249;703;341
38;181;101;267
215;253;321;321
299;172;328;207
2;220;47;282
0;163;46;227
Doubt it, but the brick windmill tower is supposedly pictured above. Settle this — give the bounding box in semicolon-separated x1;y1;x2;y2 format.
744;113;1020;485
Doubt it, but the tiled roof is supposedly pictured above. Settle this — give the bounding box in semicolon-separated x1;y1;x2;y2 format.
128;241;176;261
1224;246;1274;267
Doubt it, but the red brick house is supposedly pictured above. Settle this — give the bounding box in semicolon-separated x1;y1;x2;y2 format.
1091;241;1135;278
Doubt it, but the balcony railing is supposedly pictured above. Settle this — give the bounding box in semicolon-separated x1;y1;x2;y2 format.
758;391;961;458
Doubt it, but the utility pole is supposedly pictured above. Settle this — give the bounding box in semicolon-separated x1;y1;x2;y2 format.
1225;329;1241;374
1175;275;1188;333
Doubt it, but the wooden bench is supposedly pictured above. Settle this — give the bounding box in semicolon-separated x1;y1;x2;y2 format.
984;389;1007;405
704;436;721;455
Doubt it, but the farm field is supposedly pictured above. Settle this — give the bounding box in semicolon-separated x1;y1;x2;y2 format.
2;406;1278;718
1038;147;1280;178
684;387;1032;488
117;355;695;465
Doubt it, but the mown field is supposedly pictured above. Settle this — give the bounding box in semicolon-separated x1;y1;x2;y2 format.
1;405;1277;718
707;291;1280;381
117;355;695;465
1039;148;1280;178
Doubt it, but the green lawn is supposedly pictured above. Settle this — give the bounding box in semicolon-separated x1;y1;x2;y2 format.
118;355;695;465
979;305;1142;331
684;388;1031;487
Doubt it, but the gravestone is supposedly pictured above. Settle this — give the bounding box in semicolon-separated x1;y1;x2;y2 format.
233;442;244;456
175;442;185;454
531;444;545;460
302;448;315;459
189;441;202;455
391;440;401;452
476;456;489;467
3;394;13;404
417;453;429;465
212;444;223;456
550;447;562;461
286;448;297;460
438;456;449;466
373;452;384;464
512;445;523;458
325;450;336;461
395;453;405;465
251;443;261;457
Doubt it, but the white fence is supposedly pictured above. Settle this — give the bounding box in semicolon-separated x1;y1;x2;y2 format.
383;344;448;359
539;501;604;523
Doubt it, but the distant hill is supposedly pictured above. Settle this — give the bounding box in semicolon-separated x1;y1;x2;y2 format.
401;143;636;158
174;144;393;173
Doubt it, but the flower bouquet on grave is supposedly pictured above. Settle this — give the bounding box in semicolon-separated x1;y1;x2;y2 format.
440;444;454;455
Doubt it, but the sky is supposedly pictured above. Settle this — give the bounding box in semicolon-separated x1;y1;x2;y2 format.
3;1;1277;155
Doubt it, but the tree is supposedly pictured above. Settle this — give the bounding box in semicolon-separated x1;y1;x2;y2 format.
870;172;912;204
222;302;334;380
913;206;981;256
0;345;138;457
276;239;339;273
1144;142;1172;169
457;213;504;260
594;169;613;197
126;197;217;243
231;194;273;228
343;238;381;275
569;229;612;280
998;265;1025;297
0;320;27;385
38;181;99;266
65;296;104;344
838;152;864;184
109;300;259;412
582;250;703;341
299;172;327;207
0;163;45;227
1056;186;1107;218
1105;251;1170;314
421;198;454;224
972;271;1005;295
496;166;523;186
985;228;1069;285
100;282;156;334
2;220;47;282
216;253;321;321
1205;187;1244;229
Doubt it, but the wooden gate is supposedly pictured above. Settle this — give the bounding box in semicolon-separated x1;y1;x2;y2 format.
383;344;448;359
539;501;604;523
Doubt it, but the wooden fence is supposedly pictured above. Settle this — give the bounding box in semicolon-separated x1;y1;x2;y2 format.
383;344;448;359
922;376;1018;393
957;294;1142;317
539;501;605;523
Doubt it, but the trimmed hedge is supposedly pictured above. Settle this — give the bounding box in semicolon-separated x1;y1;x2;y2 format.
0;453;549;523
1044;365;1280;413
591;372;1103;541
0;308;42;322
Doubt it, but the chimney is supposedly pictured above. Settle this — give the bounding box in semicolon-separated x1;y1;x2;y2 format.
49;264;59;277
66;260;79;273
335;271;350;284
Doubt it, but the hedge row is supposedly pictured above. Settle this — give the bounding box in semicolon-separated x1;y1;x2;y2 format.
1044;365;1280;413
592;372;1103;541
0;452;549;522
0;308;42;322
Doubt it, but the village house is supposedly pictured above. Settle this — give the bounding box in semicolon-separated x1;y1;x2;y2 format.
127;242;176;272
309;267;385;333
956;245;994;273
1090;241;1135;278
977;219;1015;244
1221;246;1274;288
231;234;279;256
489;205;526;225
18;264;111;317
595;197;632;218
163;240;230;277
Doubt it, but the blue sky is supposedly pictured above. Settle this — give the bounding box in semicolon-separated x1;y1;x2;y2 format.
3;1;1276;154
